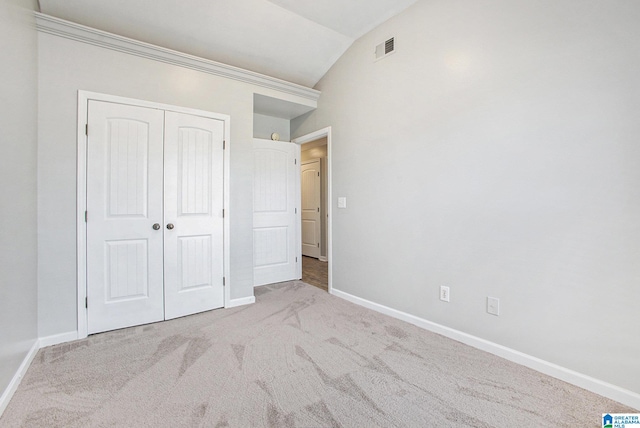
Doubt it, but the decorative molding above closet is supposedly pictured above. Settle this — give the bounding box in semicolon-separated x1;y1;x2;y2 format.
34;12;321;101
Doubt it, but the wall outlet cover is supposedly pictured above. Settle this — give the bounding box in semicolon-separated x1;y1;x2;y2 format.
440;286;450;302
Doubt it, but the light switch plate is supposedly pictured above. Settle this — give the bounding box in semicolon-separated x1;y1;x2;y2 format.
487;297;500;316
338;197;347;208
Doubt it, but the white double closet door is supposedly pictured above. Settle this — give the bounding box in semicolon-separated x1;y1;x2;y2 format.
86;100;224;334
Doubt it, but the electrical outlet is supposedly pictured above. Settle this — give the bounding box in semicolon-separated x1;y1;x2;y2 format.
440;286;450;302
487;297;500;316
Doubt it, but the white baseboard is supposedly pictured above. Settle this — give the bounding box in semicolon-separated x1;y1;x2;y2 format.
331;288;640;410
39;331;79;348
0;340;39;417
226;296;255;308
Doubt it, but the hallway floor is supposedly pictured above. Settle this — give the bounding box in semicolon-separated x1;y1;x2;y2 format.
301;256;328;291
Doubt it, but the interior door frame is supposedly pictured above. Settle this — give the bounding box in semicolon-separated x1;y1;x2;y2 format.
292;127;332;294
76;91;231;339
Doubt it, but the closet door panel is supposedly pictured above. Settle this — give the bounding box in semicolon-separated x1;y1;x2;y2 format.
86;101;165;334
163;111;225;320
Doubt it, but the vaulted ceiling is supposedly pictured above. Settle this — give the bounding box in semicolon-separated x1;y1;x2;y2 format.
38;0;418;88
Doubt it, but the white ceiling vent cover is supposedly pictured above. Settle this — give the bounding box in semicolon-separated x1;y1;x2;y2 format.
375;37;395;61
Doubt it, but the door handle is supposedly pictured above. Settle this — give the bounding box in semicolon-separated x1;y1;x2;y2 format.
166;223;175;230
152;223;161;230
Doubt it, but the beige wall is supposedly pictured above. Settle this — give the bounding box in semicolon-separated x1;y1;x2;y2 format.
254;113;291;141
0;0;39;401
293;0;640;395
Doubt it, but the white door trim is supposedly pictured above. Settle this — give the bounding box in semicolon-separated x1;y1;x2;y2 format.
292;127;332;293
76;90;231;339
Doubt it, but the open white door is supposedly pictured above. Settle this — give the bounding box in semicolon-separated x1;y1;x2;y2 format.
253;139;300;286
301;159;321;258
86;101;165;334
163;111;225;320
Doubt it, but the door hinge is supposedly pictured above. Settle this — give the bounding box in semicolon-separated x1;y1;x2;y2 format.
223;277;226;286
222;209;225;218
318;172;320;177
85;124;88;136
85;297;88;308
295;208;297;214
85;211;88;222
296;257;298;262
294;158;297;165
317;243;320;248
223;140;226;150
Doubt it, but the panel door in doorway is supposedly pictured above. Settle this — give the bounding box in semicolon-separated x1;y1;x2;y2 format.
301;159;321;258
86;100;225;334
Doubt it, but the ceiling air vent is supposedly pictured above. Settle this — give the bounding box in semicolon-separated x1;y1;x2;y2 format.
375;37;395;61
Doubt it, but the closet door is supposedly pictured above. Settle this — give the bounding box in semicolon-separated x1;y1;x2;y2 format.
163;111;225;320
86;101;165;334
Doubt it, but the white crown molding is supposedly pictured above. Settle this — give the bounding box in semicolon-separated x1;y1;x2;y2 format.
34;12;321;102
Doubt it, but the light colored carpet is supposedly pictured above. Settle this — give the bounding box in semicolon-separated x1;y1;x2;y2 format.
1;281;634;427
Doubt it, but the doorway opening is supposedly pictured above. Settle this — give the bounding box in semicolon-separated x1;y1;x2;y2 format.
293;127;332;293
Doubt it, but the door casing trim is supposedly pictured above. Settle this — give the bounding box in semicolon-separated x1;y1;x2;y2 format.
76;90;231;339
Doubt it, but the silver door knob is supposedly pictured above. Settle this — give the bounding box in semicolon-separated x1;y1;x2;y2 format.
152;223;161;230
166;223;175;230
